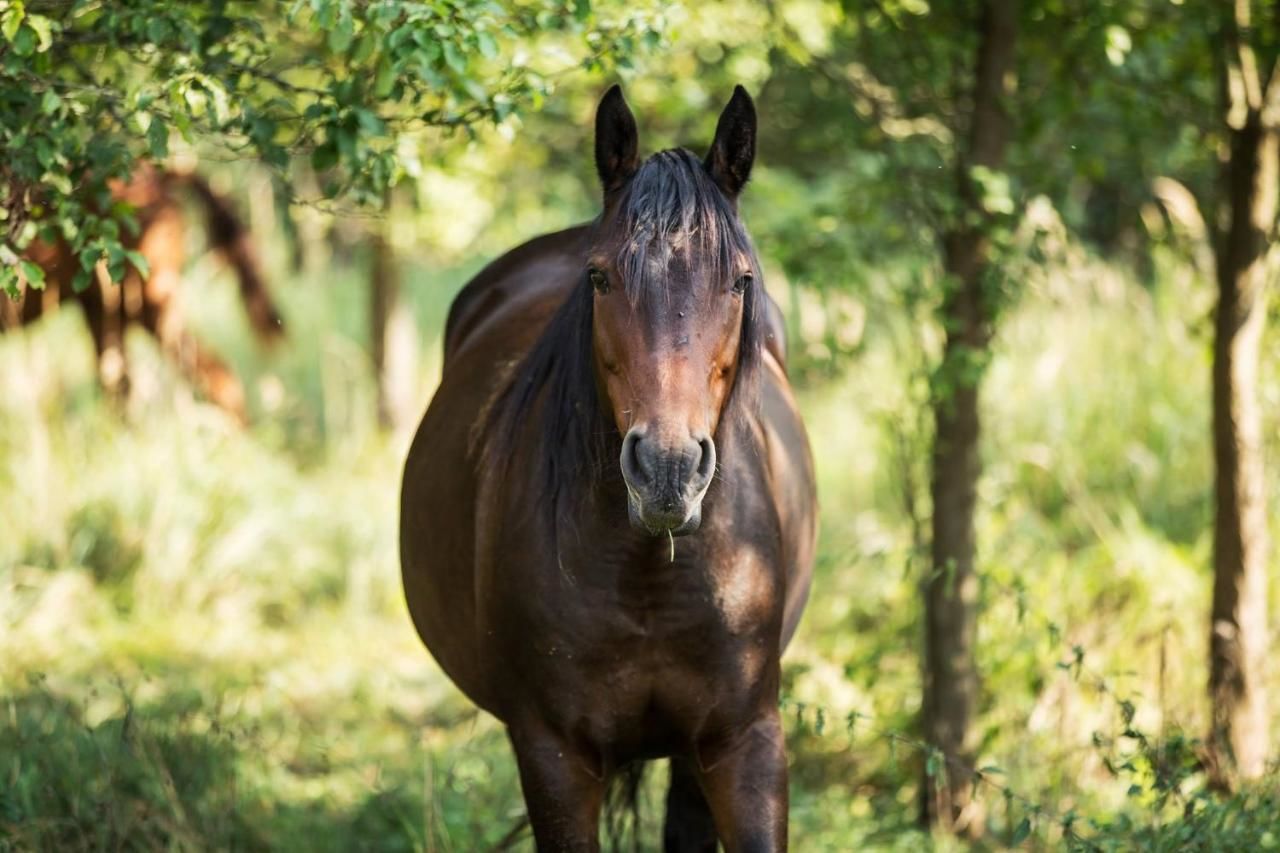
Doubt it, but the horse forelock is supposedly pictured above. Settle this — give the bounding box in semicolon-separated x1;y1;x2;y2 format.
606;148;754;303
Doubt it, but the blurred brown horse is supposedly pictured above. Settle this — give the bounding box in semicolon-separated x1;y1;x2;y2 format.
401;86;816;851
2;165;283;420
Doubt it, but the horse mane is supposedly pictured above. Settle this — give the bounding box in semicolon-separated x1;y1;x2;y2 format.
482;148;768;508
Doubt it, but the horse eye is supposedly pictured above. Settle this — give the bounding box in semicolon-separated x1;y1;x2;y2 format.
588;268;610;295
732;273;752;295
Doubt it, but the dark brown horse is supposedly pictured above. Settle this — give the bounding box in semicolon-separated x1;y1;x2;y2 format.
3;165;283;420
401;86;816;851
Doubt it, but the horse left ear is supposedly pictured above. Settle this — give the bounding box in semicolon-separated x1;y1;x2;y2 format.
595;84;640;195
704;85;756;198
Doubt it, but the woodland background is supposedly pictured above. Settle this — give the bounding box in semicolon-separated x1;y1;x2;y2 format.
3;0;1280;849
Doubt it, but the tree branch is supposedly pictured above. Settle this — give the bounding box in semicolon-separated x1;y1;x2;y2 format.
1225;0;1264;118
1264;56;1280;126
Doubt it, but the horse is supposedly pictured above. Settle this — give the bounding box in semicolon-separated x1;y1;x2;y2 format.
2;165;283;421
400;85;817;851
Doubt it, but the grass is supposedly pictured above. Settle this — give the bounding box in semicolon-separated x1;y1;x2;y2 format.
3;240;1280;850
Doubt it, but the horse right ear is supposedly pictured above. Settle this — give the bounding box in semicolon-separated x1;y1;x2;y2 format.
704;85;756;198
595;85;639;195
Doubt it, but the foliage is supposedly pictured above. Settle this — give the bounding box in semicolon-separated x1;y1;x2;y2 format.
0;0;660;296
655;1;1243;355
1071;719;1280;851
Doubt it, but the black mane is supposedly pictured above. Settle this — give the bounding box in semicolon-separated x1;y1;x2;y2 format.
614;149;753;297
483;148;768;510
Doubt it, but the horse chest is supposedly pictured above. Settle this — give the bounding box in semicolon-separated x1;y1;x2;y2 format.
490;543;783;756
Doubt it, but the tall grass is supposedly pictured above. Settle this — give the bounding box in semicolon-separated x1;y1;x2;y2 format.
2;245;1278;850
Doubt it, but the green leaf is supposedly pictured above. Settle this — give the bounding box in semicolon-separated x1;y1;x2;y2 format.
19;259;45;288
1;3;24;41
311;140;339;172
147;17;169;44
354;108;384;135
2;268;19;300
1010;817;1032;846
373;57;395;98
443;41;466;74
33;137;54;168
45;171;72;195
1105;25;1132;66
124;250;149;279
147;118;169;159
12;23;35;56
78;247;101;272
476;31;498;59
25;12;51;51
328;12;354;53
336;124;356;160
40;89;61;114
351;31;377;64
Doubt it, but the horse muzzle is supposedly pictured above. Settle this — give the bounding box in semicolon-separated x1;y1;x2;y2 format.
619;427;716;536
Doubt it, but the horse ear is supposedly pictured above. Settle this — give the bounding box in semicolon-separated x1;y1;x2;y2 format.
704;85;756;198
595;85;639;194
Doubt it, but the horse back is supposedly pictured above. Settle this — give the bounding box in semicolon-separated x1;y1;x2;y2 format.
442;225;592;364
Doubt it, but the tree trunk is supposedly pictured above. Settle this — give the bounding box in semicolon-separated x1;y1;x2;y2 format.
1207;54;1276;786
921;0;1016;833
369;219;399;430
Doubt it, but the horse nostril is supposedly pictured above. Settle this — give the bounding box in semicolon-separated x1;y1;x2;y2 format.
621;429;648;485
694;436;716;483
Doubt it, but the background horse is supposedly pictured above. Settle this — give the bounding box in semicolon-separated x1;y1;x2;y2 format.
401;86;817;851
3;165;283;420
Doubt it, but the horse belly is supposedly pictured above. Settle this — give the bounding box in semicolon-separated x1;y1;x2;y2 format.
402;237;586;714
399;352;501;712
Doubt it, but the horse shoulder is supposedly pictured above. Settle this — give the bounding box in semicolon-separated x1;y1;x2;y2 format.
754;350;818;648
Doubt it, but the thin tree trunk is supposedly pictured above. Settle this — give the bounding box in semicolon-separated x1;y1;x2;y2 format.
368;213;419;432
1208;4;1275;780
921;0;1016;833
369;218;398;430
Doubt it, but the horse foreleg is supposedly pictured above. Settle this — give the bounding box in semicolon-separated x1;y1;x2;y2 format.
183;336;247;423
142;295;247;423
663;757;717;852
508;723;606;853
82;271;130;404
693;709;789;853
